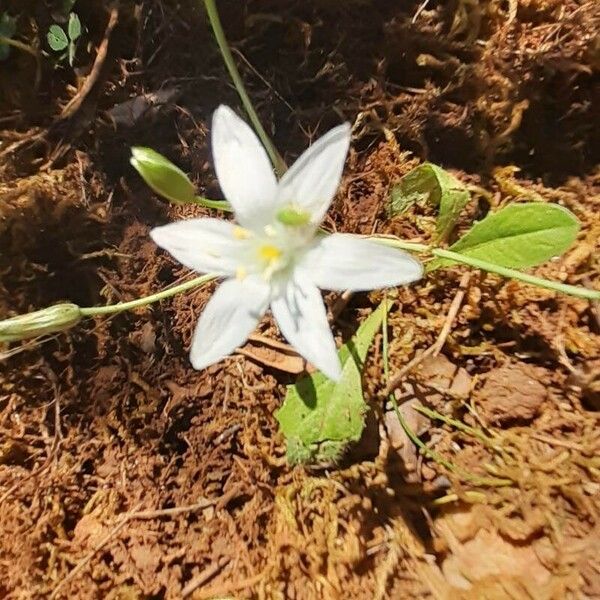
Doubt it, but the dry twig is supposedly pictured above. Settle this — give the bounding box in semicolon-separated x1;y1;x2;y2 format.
60;3;120;120
383;273;470;397
181;557;231;598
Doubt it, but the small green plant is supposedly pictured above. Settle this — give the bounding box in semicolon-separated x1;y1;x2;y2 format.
1;0;598;473
0;12;17;60
47;12;82;66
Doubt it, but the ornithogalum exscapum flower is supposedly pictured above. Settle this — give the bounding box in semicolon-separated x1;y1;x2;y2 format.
151;105;423;380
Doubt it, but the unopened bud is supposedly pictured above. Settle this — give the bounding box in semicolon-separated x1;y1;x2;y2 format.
0;303;82;342
130;147;196;205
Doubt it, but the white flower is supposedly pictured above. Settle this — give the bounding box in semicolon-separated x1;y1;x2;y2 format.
151;105;423;380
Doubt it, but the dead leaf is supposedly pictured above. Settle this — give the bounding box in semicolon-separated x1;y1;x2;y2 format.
106;88;180;128
237;335;306;374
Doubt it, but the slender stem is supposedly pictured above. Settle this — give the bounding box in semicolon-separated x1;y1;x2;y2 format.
192;195;232;212
368;236;599;301
0;35;42;89
80;274;216;316
432;248;600;301
73;238;594;321
202;0;286;176
0;35;37;57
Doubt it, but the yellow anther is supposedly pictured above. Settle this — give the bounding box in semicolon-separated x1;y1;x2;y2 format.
236;265;247;280
233;226;251;240
258;244;282;262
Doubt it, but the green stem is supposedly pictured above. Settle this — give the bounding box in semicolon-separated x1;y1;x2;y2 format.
80;274;216;317
432;248;600;301
413;405;499;450
192;195;232;212
369;237;599;301
202;0;286;176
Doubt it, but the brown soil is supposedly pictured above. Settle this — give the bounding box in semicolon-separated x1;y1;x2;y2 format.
1;1;599;598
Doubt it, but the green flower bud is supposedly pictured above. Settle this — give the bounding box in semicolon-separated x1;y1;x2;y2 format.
130;147;196;205
0;303;82;342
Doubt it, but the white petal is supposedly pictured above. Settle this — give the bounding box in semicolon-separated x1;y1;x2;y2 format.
212;105;278;229
190;277;269;370
298;233;423;291
151;218;246;276
277;123;351;225
271;278;341;380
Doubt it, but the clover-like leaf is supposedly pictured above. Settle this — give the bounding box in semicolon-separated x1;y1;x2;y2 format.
275;302;387;465
68;12;81;41
47;24;68;51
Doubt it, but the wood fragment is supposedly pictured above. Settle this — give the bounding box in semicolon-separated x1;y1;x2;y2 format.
181;556;231;598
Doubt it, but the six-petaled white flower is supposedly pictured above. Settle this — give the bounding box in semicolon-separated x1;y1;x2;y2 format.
151;105;423;380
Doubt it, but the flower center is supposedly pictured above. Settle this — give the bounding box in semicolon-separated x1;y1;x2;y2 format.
256;243;285;281
258;244;282;262
231;219;316;283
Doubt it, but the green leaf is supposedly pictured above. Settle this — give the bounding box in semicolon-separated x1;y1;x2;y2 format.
130;147;197;205
275;302;387;465
47;24;68;51
68;12;81;41
0;13;17;61
434;203;580;270
389;162;470;241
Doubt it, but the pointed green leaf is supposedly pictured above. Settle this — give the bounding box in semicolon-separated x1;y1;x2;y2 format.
434;203;580;270
275;302;387;465
47;24;68;51
68;12;81;41
389;162;470;241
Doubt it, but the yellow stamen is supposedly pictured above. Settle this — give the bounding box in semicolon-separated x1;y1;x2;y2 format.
233;226;251;240
236;265;247;280
258;244;282;262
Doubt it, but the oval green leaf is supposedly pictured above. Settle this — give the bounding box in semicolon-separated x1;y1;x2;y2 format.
445;203;580;269
68;12;81;41
47;24;68;51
